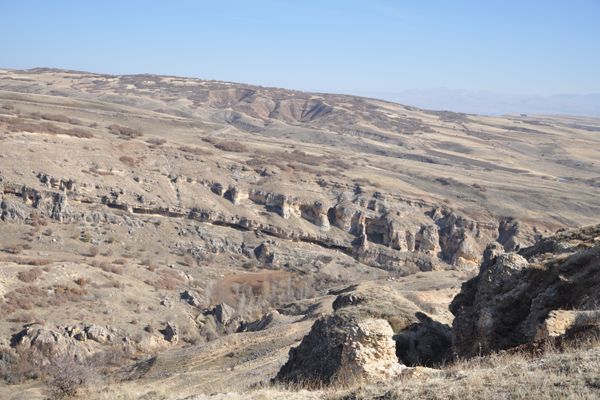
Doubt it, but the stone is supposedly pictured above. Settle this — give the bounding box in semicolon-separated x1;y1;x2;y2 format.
337;318;405;383
451;225;600;357
180;290;202;307
160;321;178;343
85;324;112;343
213;303;236;326
535;309;600;341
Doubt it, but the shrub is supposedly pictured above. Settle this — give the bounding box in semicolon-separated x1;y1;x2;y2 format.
6;311;37;323
146;269;185;290
39;113;83;126
0;286;48;315
119;155;136;167
210;140;248;153
178;145;212;155
141;258;157;271
87;246;99;257
182;255;195;267
30;212;48;228
44;354;93;399
108;124;143;139
91;261;122;275
74;277;90;287
17;268;43;283
146;137;166;146
4;244;23;254
4;118;93;138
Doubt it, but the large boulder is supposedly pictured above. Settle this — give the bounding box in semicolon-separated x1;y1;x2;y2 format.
276;280;452;384
451;224;600;358
337;318;404;382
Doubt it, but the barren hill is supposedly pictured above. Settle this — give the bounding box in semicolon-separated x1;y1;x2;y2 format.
0;68;599;399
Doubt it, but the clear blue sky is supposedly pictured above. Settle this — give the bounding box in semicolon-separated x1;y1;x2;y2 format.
1;0;599;98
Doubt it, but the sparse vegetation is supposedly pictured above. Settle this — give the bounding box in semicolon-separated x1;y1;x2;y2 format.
108;124;143;138
37;113;83;126
203;137;248;152
119;155;136;167
17;268;43;283
179;145;212;155
0;116;93;138
146;137;166;146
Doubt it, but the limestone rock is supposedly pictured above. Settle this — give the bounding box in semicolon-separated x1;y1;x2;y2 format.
181;290;202;308
337;318;404;383
160;321;178;343
535;309;600;341
451;224;600;357
0;198;30;221
9;324;86;358
276;280;451;384
415;225;440;254
85;324;112;343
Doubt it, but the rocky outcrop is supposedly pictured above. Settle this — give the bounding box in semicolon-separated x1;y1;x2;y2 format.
450;224;600;357
337;318;405;382
9;323;120;359
276;281;451;384
0;170;547;276
394;312;452;366
160;321;178;343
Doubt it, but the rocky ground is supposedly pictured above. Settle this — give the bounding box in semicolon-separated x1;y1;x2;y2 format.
0;68;599;399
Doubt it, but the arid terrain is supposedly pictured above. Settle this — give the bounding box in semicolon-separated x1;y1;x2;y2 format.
0;68;599;399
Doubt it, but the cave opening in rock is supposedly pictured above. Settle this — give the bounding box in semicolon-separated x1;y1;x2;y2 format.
327;207;337;227
365;219;387;245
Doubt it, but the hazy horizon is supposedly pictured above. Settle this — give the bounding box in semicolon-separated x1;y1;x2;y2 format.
1;1;598;116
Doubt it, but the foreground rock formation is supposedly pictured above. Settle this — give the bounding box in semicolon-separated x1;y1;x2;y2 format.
451;224;600;357
276;278;455;384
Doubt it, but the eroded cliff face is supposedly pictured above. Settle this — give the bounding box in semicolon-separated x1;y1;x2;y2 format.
450;224;600;358
1;173;543;276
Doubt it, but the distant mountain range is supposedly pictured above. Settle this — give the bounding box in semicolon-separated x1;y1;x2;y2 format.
375;88;600;117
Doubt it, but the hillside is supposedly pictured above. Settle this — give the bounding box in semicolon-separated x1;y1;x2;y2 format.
0;68;599;399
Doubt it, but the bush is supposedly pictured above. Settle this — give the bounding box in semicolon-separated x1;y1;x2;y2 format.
87;246;99;257
119;155;136;167
146;269;185;290
4;244;23;254
210;140;248;153
179;145;212;155
44;354;93;399
17;268;43;283
74;277;90;287
108;124;143;139
91;261;122;275
39;113;83;126
146;137;166;146
4;118;93;138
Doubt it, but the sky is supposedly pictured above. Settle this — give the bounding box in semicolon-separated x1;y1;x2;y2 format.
0;0;599;115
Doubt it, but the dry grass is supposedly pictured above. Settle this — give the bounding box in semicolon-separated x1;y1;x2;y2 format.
138;339;599;400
